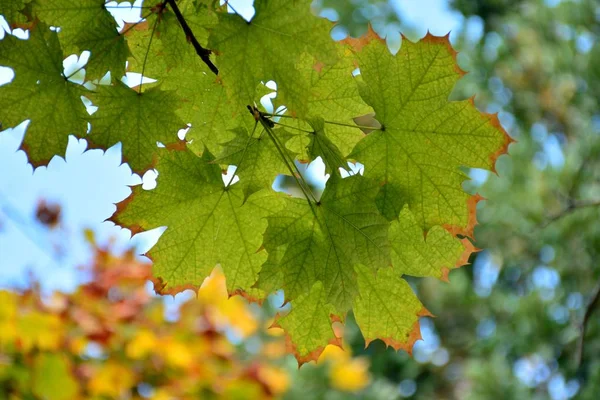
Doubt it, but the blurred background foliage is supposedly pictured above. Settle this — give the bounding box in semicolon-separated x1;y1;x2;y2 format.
1;0;600;399
318;0;600;398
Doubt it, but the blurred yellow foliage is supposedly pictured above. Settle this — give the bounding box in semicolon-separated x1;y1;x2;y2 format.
318;344;370;392
0;250;377;399
0;250;287;399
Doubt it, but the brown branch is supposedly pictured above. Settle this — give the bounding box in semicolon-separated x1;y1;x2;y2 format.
165;0;219;75
577;276;600;365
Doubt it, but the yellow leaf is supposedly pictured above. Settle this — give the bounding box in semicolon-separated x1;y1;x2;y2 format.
258;365;289;395
329;358;370;393
88;362;135;397
17;312;62;351
126;329;157;359
0;291;17;320
317;344;349;365
0;291;17;346
198;267;228;305
162;338;194;369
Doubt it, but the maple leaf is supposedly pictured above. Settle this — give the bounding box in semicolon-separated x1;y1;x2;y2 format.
215;126;293;201
391;206;473;280
125;12;258;156
0;0;32;26
32;0;129;79
277;282;340;360
263;175;390;311
305;117;349;175
353;264;428;352
282;51;373;164
1;0;513;363
110;148;283;295
0;24;88;166
207;0;338;115
349;33;512;231
89;81;186;173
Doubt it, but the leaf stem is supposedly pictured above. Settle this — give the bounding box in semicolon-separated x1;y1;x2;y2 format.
139;2;165;93
320;119;379;131
263;113;377;131
271;121;314;134
165;0;219;75
262;120;317;204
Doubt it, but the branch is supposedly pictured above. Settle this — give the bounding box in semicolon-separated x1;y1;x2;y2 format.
577;276;600;365
543;199;600;228
165;0;219;75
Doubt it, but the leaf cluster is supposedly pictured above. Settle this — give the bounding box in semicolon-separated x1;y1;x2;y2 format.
0;0;510;359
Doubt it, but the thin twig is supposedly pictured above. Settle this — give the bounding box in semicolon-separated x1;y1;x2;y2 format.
577;277;600;365
165;0;218;75
543;199;600;228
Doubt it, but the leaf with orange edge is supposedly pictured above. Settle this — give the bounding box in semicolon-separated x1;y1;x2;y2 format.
110;147;283;296
348;32;513;232
391;206;474;280
353;264;428;352
276;282;342;363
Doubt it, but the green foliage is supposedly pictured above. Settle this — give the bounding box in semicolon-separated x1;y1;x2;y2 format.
0;24;88;165
0;0;509;359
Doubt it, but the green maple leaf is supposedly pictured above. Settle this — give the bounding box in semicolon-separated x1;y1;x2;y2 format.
305;117;348;175
208;0;337;115
277;281;338;359
0;24;88;166
350;34;511;230
283;51;373;163
111;148;283;295
89;81;186;173
253;244;286;294
125;10;258;156
391;206;471;279
0;0;32;25
32;0;129;79
263;175;390;311
215;126;293;201
354;264;425;351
